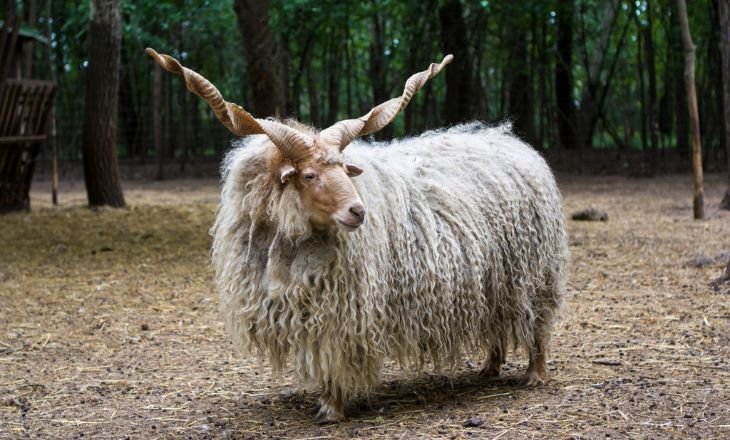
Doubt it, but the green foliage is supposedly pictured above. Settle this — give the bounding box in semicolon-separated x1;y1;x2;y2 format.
16;0;726;161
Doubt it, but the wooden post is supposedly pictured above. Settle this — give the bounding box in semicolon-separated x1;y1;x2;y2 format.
676;0;704;220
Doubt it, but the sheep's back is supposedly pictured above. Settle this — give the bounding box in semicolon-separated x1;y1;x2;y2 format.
344;123;568;366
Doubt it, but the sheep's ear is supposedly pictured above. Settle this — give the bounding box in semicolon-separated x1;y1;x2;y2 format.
345;164;363;177
280;164;297;183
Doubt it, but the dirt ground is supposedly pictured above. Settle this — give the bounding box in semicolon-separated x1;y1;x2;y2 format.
1;173;729;439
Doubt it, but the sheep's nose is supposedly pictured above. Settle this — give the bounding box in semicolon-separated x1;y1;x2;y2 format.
349;203;366;222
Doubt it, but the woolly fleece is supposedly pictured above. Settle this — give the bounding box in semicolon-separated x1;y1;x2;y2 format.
212;122;569;399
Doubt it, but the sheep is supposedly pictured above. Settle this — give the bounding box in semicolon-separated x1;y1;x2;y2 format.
146;48;569;423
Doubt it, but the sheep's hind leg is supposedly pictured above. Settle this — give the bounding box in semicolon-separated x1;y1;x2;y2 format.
313;383;345;424
524;324;550;387
480;338;506;378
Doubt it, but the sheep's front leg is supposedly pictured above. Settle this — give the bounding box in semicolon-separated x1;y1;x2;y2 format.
313;383;345;423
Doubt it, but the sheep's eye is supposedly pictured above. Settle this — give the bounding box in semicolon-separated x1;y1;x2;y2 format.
303;173;317;182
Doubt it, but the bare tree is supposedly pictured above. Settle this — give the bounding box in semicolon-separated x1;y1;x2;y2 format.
676;0;703;219
82;0;125;208
719;0;730;209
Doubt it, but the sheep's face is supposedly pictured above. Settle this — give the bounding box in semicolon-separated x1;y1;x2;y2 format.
280;151;365;232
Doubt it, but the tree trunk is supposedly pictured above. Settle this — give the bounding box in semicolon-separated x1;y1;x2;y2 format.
506;7;533;142
306;65;320;128
369;11;387;104
163;71;172;161
82;0;125;208
4;0;16;21
153;62;164;180
290;30;315;118
644;0;659;174
659;16;674;152
178;70;189;171
439;0;471;124
439;0;471;125
555;0;576;149
345;20;353;118
472;6;489;122
21;0;36;78
538;15;553;148
189;89;201;156
46;0;58;206
369;7;392;139
119;54;139;157
670;9;689;157
676;0;704;219
636;25;648;152
326;30;341;126
718;0;730;209
233;0;286;118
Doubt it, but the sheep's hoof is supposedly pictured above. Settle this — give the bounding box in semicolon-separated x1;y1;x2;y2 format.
523;370;546;387
310;399;323;416
313;403;344;424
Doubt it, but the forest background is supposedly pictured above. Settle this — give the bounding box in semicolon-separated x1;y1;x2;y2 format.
3;0;729;179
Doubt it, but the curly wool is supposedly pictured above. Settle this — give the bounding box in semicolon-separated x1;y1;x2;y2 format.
212;122;569;397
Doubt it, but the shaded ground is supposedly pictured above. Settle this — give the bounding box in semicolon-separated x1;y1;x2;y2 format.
1;174;729;439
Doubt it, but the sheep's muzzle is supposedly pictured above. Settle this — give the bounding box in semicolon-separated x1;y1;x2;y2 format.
336;202;366;232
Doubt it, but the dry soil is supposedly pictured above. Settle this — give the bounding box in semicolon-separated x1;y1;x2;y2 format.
1;174;728;439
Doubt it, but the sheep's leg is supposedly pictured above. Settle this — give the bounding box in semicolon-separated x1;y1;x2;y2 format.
480;338;507;378
524;324;550;387
313;382;345;424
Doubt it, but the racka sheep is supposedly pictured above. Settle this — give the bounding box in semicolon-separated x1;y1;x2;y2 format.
147;48;569;423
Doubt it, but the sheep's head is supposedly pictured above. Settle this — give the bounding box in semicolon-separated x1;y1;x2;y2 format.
146;48;452;232
275;142;365;232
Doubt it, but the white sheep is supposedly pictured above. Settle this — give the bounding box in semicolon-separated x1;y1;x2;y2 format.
147;48;569;423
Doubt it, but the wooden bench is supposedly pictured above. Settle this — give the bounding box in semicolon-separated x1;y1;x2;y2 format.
0;79;57;212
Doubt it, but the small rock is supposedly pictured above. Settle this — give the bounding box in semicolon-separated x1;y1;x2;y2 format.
463;416;485;427
141;323;150;331
571;208;608;221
